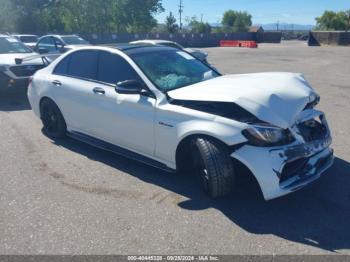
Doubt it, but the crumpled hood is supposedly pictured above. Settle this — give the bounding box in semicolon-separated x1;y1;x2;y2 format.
0;53;44;66
168;72;316;128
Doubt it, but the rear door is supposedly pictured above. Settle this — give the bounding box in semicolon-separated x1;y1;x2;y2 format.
51;50;104;135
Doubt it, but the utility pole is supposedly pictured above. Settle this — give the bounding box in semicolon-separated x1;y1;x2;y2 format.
179;0;184;31
276;20;279;31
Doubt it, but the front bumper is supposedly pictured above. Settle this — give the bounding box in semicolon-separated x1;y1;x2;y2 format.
0;72;29;91
231;110;334;200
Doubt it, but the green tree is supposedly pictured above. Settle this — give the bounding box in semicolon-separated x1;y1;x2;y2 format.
165;12;178;33
316;10;350;31
8;0;164;34
188;16;212;33
0;0;18;32
222;10;252;32
13;0;54;33
123;0;164;33
342;9;350;31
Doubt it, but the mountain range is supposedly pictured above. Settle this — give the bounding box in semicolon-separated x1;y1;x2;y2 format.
210;22;315;31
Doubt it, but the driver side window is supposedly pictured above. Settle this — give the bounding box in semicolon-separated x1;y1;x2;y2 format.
97;51;141;85
38;37;57;52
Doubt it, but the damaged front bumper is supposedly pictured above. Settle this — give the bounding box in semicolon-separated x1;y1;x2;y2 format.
231;110;334;200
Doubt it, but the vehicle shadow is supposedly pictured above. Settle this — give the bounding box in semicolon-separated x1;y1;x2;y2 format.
0;89;31;111
53;136;350;252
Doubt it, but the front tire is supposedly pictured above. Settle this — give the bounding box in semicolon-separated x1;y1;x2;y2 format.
191;137;235;198
40;99;66;139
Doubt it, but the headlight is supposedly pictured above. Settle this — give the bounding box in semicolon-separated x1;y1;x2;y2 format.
242;124;295;147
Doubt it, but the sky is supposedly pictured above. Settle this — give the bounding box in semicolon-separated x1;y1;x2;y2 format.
155;0;350;25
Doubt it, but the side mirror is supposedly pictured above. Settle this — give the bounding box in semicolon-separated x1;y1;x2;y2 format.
115;80;144;95
38;47;49;54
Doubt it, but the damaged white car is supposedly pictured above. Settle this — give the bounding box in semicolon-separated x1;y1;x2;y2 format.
28;44;333;200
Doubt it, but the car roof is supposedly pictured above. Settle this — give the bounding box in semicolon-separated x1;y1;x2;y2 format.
38;34;81;41
132;39;175;44
42;34;78;37
13;34;38;37
71;44;176;56
112;43;176;54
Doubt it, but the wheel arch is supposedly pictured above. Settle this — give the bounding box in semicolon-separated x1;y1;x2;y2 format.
175;133;264;198
39;96;62;119
175;133;233;171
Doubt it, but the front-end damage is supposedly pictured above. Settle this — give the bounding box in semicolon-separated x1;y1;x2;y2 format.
232;109;334;200
167;72;333;200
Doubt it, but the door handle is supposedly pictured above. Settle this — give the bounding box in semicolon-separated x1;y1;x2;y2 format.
52;80;62;86
93;87;105;95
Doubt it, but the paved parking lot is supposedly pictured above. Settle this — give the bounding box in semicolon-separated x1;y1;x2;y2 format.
0;41;349;255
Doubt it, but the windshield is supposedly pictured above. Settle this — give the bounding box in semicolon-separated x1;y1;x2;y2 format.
19;36;38;43
61;36;89;45
130;49;219;92
160;42;184;49
0;38;33;54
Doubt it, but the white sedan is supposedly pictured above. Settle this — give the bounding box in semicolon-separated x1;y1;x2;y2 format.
28;44;334;200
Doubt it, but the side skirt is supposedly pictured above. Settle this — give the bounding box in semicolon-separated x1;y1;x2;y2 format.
67;131;175;173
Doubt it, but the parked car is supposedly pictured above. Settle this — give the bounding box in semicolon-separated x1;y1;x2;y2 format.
130;39;208;63
35;35;90;58
298;35;309;41
28;44;333;201
0;34;48;91
12;34;39;49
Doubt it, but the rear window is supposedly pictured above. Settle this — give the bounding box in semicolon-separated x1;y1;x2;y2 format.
20;36;38;43
67;51;98;80
53;56;70;75
61;36;89;45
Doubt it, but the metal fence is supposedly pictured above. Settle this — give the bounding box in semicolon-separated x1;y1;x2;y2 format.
79;32;282;47
309;31;350;46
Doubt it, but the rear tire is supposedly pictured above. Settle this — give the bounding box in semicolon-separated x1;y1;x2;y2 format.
40;99;66;139
191;137;235;198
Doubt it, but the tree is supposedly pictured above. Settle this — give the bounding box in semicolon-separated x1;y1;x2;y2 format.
165;12;178;33
222;10;252;32
340;10;350;31
316;10;350;31
13;0;55;33
123;0;164;33
7;0;164;34
187;16;212;33
0;0;18;32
